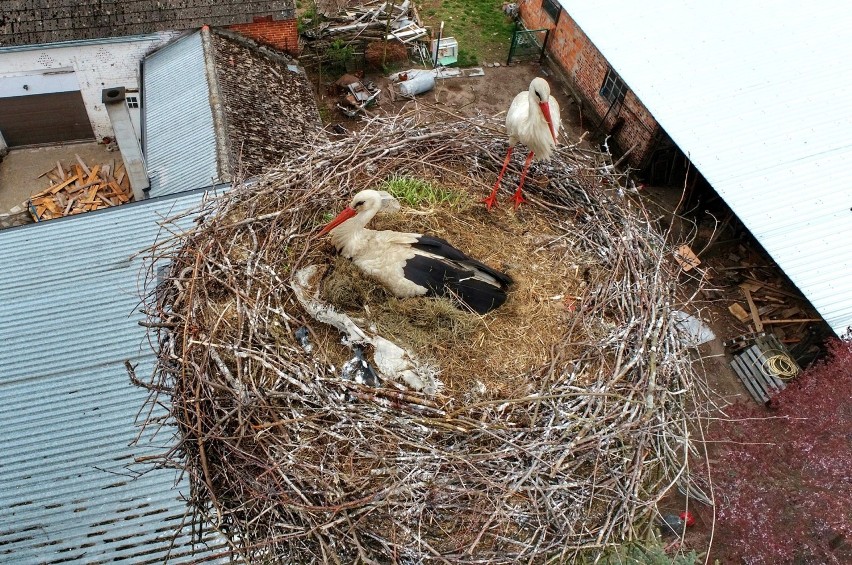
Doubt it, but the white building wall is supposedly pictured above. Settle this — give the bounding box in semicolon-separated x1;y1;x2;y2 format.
0;33;180;141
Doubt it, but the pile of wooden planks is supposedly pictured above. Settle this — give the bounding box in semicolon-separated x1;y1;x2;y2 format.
729;278;822;334
29;155;132;221
300;0;429;68
302;0;415;40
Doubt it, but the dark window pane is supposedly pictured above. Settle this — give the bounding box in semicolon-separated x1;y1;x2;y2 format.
600;67;627;103
543;0;561;21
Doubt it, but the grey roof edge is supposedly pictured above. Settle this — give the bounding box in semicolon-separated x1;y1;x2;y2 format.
0;183;230;237
0;32;169;53
139;28;202;63
201;26;234;184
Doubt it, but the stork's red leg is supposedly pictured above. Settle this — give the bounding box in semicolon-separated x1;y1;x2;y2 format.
511;151;535;209
483;146;514;210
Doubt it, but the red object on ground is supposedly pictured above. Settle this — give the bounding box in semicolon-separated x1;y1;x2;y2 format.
680;511;695;527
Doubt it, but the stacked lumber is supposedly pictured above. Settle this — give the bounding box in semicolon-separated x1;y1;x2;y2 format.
732;278;822;332
29;155;133;221
303;0;415;40
711;243;826;364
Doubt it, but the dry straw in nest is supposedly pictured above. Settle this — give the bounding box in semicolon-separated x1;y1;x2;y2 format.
135;111;710;563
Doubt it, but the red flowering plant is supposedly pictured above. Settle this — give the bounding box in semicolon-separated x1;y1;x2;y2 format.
702;339;852;564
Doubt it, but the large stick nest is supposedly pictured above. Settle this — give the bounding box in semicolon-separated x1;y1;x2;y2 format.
136;112;709;563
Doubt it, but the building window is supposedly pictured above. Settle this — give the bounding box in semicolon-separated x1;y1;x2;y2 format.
600;67;628;104
542;0;561;21
126;95;139;109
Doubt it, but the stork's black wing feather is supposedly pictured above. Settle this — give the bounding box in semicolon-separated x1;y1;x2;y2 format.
410;236;513;287
403;236;513;314
409;235;469;260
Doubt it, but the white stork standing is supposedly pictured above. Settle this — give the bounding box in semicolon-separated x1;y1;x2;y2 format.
318;189;512;314
484;77;560;210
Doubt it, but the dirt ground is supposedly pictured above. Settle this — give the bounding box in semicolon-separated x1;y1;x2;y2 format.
0;141;121;212
315;60;583;137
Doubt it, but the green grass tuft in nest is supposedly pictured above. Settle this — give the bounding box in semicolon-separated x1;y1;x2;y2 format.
379;175;461;208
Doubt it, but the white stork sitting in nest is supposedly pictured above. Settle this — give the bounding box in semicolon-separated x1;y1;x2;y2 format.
318;189;512;314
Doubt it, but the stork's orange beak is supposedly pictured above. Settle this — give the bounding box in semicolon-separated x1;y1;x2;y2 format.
318;206;357;236
539;101;557;143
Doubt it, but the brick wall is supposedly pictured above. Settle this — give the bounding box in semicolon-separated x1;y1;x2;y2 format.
227;17;299;55
519;0;659;168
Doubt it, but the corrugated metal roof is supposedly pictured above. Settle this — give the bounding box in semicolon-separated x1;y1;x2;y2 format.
0;193;227;562
143;31;223;197
559;1;852;337
0;33;173;53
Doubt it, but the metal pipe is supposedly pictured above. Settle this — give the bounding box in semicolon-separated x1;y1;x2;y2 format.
433;21;444;67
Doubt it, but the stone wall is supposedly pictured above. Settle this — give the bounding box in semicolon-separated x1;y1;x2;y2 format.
0;203;33;229
0;1;296;46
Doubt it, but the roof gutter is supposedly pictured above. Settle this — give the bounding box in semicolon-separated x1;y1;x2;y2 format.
0;33;172;53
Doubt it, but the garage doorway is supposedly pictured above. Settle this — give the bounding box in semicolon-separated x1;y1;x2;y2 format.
0;71;94;147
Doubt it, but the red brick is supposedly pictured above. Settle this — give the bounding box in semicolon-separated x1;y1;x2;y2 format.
518;0;658;167
227;18;299;55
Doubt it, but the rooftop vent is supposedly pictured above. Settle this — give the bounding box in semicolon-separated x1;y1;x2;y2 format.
102;86;126;104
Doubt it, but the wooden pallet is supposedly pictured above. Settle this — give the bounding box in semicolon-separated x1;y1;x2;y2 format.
730;334;801;404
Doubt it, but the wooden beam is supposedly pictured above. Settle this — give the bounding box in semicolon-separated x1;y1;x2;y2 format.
742;288;764;332
762;318;823;325
30;173;80;197
75;154;91;176
743;277;804;300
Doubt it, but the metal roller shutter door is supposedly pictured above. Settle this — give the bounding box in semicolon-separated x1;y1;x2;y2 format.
0;91;94;146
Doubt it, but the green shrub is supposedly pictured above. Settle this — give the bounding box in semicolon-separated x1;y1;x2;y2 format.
297;2;318;34
325;39;354;72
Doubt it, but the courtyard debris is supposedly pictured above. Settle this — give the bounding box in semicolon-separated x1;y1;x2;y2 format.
335;74;381;116
301;0;427;68
28;155;132;221
304;0;417;40
730;333;800;404
674;243;701;271
391;68;435;96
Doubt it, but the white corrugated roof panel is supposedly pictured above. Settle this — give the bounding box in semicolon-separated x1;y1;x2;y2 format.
559;1;852;336
0;192;227;562
143;31;223;197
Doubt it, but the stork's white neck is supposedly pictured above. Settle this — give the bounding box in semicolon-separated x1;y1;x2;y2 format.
329;205;379;257
527;88;546;126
